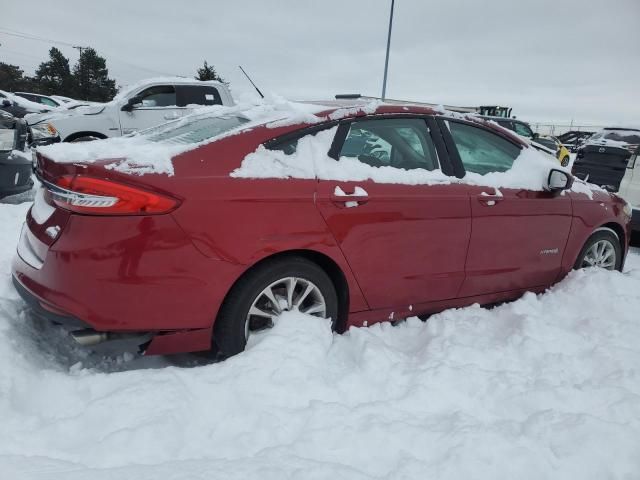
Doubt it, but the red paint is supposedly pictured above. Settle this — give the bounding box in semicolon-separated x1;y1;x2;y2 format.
12;103;631;355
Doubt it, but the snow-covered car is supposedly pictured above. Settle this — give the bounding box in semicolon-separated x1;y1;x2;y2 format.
0;89;53;118
619;144;640;231
13;100;632;359
0;113;33;198
15;92;63;108
26;77;235;144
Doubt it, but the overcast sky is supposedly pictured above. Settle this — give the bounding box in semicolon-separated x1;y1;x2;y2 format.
2;0;639;126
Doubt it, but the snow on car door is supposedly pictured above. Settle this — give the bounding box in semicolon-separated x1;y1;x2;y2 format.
315;117;472;312
118;85;183;135
441;119;573;296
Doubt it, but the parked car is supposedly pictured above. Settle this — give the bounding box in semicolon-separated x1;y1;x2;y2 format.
532;135;571;166
481;115;537;140
15;92;63;108
0;112;33;199
618;145;640;231
572;128;640;193
13;102;631;359
0;89;52;118
557;130;594;153
26;78;235;144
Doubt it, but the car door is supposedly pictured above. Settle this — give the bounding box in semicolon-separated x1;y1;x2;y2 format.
314;117;472;312
118;85;184;135
440;118;573;296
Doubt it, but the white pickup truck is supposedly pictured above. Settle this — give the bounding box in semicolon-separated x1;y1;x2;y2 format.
28;77;234;143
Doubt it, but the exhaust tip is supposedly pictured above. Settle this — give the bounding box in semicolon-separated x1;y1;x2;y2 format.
70;329;108;346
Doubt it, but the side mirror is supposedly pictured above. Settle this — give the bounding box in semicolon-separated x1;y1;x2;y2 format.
532;132;539;140
547;168;573;192
1;99;11;107
121;95;143;112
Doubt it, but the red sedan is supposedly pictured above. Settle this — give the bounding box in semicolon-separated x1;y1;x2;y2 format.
12;101;632;358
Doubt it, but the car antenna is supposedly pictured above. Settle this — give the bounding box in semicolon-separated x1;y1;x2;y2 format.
238;65;264;99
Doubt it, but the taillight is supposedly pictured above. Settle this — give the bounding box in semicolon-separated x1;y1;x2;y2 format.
47;175;179;215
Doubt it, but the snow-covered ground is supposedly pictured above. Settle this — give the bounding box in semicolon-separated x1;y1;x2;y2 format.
0;200;639;479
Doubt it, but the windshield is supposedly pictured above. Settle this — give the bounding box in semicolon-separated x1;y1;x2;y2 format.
591;129;640;144
142;115;250;145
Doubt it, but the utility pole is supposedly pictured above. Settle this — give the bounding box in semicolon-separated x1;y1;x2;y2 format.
73;45;87;100
381;0;395;100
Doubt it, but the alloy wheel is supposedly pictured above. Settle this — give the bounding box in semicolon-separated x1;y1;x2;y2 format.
581;239;617;270
245;277;327;339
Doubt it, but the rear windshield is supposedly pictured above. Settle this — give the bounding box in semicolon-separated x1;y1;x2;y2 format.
143;115;250;145
591;129;640;144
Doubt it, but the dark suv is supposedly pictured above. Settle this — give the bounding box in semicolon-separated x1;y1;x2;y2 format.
0;111;33;199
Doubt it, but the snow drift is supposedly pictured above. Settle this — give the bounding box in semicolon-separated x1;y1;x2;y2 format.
0;201;639;479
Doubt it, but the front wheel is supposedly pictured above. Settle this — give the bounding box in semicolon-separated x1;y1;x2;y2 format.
561;156;570;167
574;230;622;271
213;257;339;359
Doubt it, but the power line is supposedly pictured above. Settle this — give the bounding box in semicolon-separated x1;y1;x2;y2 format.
0;27;179;77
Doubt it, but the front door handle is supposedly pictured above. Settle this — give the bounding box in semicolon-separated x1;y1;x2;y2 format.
331;186;369;207
477;190;504;206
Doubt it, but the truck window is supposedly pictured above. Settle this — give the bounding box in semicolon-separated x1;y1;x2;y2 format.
176;86;222;107
137;86;177;107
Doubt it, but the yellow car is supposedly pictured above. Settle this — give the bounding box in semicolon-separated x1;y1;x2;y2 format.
534;135;571;167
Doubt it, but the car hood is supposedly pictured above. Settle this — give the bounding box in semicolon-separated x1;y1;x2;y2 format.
26;104;107;125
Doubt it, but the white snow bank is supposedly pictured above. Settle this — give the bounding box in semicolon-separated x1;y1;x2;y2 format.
1;201;640;479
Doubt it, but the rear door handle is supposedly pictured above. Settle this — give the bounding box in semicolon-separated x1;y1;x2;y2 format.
331;186;369;207
163;112;180;120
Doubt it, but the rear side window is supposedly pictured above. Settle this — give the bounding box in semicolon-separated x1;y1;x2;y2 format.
176;86;222;107
340;118;439;171
137;85;177;107
448;121;521;175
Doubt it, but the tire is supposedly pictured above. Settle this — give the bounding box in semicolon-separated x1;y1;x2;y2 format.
573;229;622;271
561;156;570;167
70;135;101;143
213;256;339;359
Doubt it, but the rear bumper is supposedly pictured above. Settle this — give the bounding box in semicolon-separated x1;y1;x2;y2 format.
11;210;241;355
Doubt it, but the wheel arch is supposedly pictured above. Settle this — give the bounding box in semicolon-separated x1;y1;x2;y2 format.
216;249;351;333
63;131;108;142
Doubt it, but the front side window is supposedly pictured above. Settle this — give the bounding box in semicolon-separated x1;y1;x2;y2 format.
136;85;176;108
339;118;438;171
40;97;59;107
448;121;521;175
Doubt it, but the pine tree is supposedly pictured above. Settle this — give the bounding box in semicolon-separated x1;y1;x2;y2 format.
72;48;117;101
0;62;28;91
34;47;73;96
195;61;226;83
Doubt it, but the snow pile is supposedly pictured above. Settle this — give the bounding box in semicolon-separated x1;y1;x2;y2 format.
1;201;640;479
37;136;178;176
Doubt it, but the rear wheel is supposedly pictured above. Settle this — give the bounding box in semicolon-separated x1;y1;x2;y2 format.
213;257;338;359
561;156;570;167
574;229;622;271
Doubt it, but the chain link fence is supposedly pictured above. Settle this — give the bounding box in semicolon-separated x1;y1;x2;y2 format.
530;122;606;137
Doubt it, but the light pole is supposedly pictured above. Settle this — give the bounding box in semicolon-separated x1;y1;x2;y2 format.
381;0;395;100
